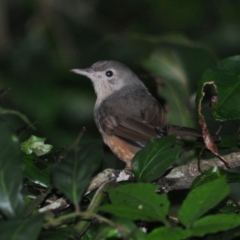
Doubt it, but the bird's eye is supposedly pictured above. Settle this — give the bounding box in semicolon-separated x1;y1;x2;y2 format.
106;70;113;77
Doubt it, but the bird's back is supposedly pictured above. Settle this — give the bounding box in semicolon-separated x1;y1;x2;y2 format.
95;85;157;119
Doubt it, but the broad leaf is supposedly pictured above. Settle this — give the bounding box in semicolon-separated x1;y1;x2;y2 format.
147;227;191;240
191;167;240;190
100;183;169;224
0;121;23;218
21;135;53;156
196;56;240;121
191;213;240;237
0;108;35;130
220;199;240;214
23;154;51;187
143;42;217;126
217;133;238;148
113;218;147;240
39;226;76;240
52;143;102;206
143;52;193;127
88;218;147;240
132;136;181;182
0;214;43;240
178;177;229;227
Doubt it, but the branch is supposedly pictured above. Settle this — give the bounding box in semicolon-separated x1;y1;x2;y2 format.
159;150;240;191
39;150;240;213
86;150;240;193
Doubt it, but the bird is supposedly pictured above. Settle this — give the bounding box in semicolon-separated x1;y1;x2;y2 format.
71;60;217;169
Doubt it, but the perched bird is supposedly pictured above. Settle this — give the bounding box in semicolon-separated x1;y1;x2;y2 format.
71;60;215;168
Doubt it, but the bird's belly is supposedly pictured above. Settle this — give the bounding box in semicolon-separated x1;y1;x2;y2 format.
102;134;140;169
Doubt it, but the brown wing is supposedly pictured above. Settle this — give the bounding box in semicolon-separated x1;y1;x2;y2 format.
96;101;167;148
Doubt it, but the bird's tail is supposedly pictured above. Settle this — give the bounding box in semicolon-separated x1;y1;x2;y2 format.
168;125;220;142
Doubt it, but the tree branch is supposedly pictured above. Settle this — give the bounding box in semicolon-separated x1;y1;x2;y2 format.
159;150;240;191
39;150;240;213
86;150;240;193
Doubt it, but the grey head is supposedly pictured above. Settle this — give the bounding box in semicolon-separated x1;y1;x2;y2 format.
71;60;146;105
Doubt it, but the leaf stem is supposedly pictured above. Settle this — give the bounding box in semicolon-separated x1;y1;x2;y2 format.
44;181;129;237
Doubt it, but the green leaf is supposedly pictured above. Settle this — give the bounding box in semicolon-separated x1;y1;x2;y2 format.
147;227;191;240
0;108;36;130
100;183;169;224
220;199;240;214
21;135;53;156
0;121;23;219
132;136;181;182
178;177;229;227
196;55;240;121
39;226;76;240
23;195;47;217
142;44;216;126
206;228;240;240
23;154;51;187
224;171;240;184
113;218;147;240
190;166;225;190
0;214;44;240
191;167;240;190
91;218;147;240
191;213;240;237
217;133;238;148
143;52;193;127
52;143;103;206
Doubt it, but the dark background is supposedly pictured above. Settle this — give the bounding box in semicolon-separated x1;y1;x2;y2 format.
1;0;240;165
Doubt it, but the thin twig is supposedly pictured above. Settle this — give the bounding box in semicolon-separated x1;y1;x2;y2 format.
67;127;86;153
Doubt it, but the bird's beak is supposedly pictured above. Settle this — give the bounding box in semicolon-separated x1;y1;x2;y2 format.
70;68;93;77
